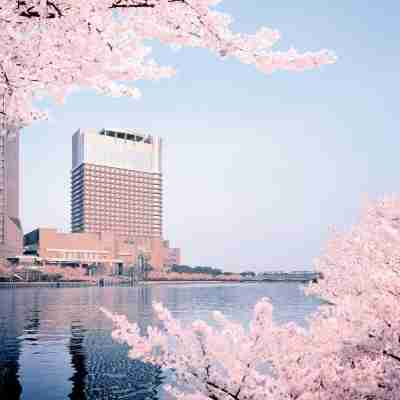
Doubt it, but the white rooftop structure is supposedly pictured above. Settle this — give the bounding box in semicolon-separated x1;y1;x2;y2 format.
72;128;162;174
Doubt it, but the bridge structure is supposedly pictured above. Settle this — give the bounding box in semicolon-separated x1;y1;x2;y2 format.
242;271;323;283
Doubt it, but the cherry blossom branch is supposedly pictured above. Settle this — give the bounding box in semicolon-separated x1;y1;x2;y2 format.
13;0;186;18
1;1;336;128
383;350;400;364
205;380;239;400
17;0;63;18
110;0;184;9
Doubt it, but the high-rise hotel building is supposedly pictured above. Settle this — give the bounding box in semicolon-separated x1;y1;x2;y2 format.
0;131;23;264
71;129;162;238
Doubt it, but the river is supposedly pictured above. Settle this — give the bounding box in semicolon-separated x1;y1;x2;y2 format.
0;282;322;399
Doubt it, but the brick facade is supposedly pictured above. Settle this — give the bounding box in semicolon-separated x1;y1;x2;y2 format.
71;163;162;237
24;228;171;272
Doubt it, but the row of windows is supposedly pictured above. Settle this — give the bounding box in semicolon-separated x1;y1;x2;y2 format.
80;216;161;223
72;203;161;214
84;215;161;222
82;217;161;224
72;219;161;227
83;185;162;192
83;183;161;191
75;200;162;207
83;226;162;234
83;222;161;229
70;229;162;238
73;212;162;220
81;208;162;216
73;182;162;193
71;182;161;195
99;129;151;143
84;199;161;205
83;190;162;198
48;251;108;261
84;205;161;211
84;193;162;199
82;200;162;207
73;175;161;187
84;174;161;184
73;186;161;196
72;221;162;229
83;183;162;192
83;214;162;221
84;188;162;196
84;164;161;178
83;204;162;210
83;227;162;234
73;221;162;228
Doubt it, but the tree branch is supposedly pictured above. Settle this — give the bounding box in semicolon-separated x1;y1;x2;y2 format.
16;0;183;18
110;0;184;9
17;0;62;18
188;368;240;400
383;350;400;363
206;381;240;400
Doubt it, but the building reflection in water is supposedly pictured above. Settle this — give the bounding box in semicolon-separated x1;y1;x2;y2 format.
66;292;163;400
136;286;153;334
0;291;23;400
23;292;41;342
68;321;88;400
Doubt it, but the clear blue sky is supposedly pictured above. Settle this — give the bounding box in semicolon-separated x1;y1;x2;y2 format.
21;1;400;272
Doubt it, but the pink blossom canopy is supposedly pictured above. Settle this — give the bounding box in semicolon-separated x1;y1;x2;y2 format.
0;0;336;129
103;196;400;399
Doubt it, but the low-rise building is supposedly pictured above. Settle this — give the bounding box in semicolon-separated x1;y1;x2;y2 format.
23;228;180;274
163;240;181;267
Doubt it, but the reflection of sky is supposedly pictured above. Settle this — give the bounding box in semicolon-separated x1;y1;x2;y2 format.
19;340;72;400
149;282;321;328
17;290;74;400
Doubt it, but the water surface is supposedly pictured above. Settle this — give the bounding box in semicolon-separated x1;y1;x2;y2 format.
0;282;321;399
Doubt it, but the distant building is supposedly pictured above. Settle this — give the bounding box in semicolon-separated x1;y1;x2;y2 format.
23;228;175;273
163;240;181;267
0;132;23;265
71;128;162;238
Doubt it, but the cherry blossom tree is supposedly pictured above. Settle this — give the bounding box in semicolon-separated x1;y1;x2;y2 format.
102;196;400;399
0;0;336;131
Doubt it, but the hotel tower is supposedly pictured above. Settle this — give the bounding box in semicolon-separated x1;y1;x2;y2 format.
0;131;23;265
71;129;162;239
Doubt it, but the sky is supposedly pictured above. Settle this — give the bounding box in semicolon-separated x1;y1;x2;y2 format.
20;1;400;272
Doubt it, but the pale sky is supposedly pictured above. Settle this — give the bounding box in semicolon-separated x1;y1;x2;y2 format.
21;1;400;272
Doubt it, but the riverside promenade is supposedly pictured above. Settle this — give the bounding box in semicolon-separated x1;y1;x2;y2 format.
0;275;321;289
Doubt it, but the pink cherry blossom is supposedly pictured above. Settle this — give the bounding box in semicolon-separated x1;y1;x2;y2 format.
103;196;400;399
0;0;336;130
